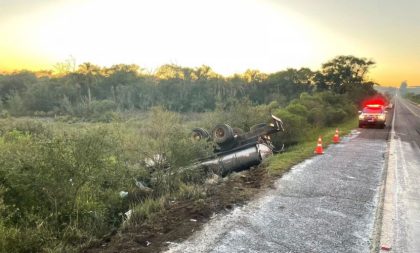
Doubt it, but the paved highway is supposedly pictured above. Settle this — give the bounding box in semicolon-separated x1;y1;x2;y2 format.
166;112;391;252
380;95;420;253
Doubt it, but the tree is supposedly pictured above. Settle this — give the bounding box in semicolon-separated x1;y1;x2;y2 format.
53;56;76;76
24;79;60;113
320;55;375;93
192;65;219;81
0;71;37;103
101;64;141;103
155;64;187;80
76;63;102;109
261;68;315;105
241;69;268;84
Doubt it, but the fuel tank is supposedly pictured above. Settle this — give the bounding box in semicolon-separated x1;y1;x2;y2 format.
195;143;273;176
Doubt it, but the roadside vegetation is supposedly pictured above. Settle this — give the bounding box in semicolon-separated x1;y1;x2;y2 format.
0;55;380;252
405;92;420;104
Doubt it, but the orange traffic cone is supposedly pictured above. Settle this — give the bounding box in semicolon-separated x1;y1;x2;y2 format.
333;128;340;144
314;136;324;154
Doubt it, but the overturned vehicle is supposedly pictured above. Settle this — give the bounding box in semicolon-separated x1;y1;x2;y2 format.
189;115;284;176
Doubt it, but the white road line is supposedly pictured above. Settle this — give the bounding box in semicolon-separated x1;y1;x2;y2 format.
395;135;404;251
392;97;397;134
392;97;400;246
379;96;398;252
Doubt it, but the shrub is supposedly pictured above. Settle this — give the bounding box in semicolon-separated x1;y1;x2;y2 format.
91;99;117;114
0;110;9;119
325;108;347;126
6;92;26;116
0;119;50;138
0;126;131;251
134;107;213;196
202;99;272;132
271;91;356;144
307;107;326;127
271;109;309;146
285;103;308;118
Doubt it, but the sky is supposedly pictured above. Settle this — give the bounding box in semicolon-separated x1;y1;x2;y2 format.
0;0;419;86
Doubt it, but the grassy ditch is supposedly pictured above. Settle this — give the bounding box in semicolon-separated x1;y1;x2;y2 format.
85;117;359;253
0;91;361;253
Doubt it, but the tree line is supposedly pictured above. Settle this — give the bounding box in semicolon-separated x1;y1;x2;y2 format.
0;55;376;118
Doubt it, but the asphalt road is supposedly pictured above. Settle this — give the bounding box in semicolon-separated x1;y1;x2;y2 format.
166;116;391;252
380;96;420;253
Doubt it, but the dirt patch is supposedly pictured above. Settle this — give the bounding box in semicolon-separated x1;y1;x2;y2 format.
83;167;279;253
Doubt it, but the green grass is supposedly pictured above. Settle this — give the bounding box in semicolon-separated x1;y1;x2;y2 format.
266;117;358;175
0;113;360;252
406;96;420;104
128;197;167;227
405;93;420;104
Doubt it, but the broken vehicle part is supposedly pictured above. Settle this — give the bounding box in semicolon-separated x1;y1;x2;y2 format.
195;143;273;176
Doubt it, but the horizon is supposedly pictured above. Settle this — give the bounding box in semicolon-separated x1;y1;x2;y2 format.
0;58;419;88
1;0;419;87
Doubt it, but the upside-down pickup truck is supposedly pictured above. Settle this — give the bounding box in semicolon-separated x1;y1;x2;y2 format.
190;115;284;176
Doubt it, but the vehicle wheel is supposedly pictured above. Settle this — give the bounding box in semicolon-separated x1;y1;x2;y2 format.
381;124;386;129
191;128;210;141
358;123;363;128
212;124;234;144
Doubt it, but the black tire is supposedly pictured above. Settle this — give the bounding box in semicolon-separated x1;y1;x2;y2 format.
212;124;234;144
191;128;210;141
358;122;363;128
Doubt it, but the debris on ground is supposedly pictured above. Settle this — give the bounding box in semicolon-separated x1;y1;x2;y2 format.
83;167;276;253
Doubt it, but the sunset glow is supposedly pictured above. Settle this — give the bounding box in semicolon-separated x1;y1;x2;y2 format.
1;0;419;86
